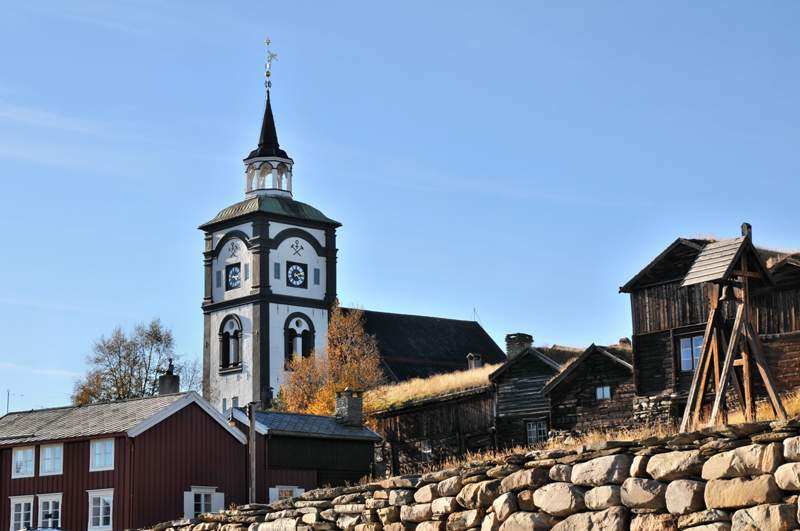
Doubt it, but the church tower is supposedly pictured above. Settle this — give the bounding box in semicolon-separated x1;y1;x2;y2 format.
199;46;340;411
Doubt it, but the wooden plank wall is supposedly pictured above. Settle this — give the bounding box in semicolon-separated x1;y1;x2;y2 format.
632;331;673;396
753;287;800;336
631;282;739;336
549;355;635;432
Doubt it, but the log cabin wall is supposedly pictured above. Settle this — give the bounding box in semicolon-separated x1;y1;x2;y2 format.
493;355;561;448
371;388;494;477
548;354;635;433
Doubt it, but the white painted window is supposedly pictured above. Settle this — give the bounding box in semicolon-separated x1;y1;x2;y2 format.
87;489;113;531
12;447;34;478
90;439;114;471
420;440;432;463
526;421;548;446
183;487;224;518
10;496;34;531
268;485;304;503
680;335;704;371
41;444;63;476
39;493;63;529
596;386;611;400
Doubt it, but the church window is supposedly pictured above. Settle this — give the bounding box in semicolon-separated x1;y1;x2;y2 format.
285;315;314;363
216;271;222;288
314;268;320;285
220;316;242;370
245;263;250;281
274;262;280;280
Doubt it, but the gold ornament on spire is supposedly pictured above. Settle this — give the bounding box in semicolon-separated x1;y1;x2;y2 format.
264;38;278;90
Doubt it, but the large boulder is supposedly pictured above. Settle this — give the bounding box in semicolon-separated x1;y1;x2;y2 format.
415;484;440;504
457;480;503;509
481;513;501;531
400;504;432;523
500;469;550;494
549;465;572;483
630;514;678;531
533;483;587;518
731;502;799;531
447;509;485;531
432;497;460;517
647;450;705;482
492;493;518;522
571;454;633;486
516;491;537;512
666;480;706;516
702;443;783;480
439;476;465;497
377;507;400;525
621;478;668;510
550;506;628;531
775;462;800;491
704;476;782;510
498;511;556;531
336;505;367;514
337;514;362;531
630;456;651;478
784;436;800;462
585;485;622;510
389;490;416;507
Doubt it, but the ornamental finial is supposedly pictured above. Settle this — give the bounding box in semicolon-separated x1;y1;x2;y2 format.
264;38;278;94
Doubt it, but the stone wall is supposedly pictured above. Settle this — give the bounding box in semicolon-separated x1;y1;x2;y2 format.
147;419;800;531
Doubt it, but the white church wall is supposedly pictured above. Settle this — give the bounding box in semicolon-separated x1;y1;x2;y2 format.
212;223;253;248
212;236;253;303
269;222;326;247
268;303;328;394
269;236;326;300
210;304;254;411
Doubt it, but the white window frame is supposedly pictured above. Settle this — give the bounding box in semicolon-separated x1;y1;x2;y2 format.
596;386;611;400
278;486;297;500
184;487;223;518
420;440;432;463
40;444;64;476
89;439;114;472
9;495;34;531
38;493;63;529
11;446;35;478
87;488;114;531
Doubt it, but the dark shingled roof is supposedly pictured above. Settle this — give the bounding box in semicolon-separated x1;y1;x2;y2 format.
352;309;507;382
246;91;290;160
682;236;774;287
540;344;633;396
200;196;340;228
252;410;381;440
0;393;187;446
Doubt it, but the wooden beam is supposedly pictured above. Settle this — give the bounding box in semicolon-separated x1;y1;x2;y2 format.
710;303;746;425
692;328;716;428
731;270;762;279
717;326;746;417
745;322;788;421
679;287;720;433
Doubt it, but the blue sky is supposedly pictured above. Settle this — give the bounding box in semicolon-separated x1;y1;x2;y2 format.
1;1;799;412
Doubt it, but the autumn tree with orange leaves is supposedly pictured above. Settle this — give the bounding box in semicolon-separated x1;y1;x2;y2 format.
279;301;385;416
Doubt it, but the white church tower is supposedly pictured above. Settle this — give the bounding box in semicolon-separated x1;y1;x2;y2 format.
199;45;340;411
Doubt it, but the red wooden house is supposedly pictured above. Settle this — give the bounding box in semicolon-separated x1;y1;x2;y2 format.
0;392;247;531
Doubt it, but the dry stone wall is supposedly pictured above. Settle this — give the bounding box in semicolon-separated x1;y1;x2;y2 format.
146;419;800;531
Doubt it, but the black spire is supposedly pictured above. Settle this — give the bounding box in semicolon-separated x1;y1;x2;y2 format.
246;91;289;160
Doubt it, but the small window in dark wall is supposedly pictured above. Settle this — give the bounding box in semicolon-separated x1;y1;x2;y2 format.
216;271;222;288
420;440;432;463
526;421;547;446
596;386;611;400
314;268;320;285
274;262;280;280
680;335;704;371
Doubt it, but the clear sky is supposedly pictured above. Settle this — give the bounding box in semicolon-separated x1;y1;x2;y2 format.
1;1;799;413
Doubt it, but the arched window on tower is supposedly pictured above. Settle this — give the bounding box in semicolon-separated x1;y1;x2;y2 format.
245;165;256;192
277;163;288;190
259;163;272;189
284;315;314;366
219;316;242;371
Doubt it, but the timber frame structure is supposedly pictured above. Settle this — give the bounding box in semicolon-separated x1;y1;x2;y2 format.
679;223;787;432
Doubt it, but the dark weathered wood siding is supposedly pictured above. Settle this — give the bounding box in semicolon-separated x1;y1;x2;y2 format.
372;389;493;476
132;402;247;528
494;356;560;448
266;436;375;488
0;436;132;531
549;354;635;431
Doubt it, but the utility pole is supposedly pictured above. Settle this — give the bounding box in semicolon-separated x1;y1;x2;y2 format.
248;401;261;504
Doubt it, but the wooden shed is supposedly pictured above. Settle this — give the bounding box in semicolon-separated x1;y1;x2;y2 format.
541;344;634;433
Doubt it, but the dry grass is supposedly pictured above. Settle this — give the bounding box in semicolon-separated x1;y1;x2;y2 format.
367;363;502;413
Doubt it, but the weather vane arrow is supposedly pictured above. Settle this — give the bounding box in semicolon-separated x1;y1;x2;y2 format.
264;38;277;92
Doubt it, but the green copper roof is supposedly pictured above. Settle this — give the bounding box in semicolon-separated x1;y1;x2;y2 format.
201;196;340;229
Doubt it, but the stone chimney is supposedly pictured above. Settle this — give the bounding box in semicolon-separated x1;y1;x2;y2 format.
742;222;752;239
335;387;363;428
467;353;482;370
158;360;180;395
619;338;631;347
505;333;533;359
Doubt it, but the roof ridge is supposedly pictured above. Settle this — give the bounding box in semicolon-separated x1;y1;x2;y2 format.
354;308;482;324
4;392;188;416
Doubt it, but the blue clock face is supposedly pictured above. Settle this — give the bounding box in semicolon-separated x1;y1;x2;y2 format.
226;264;241;290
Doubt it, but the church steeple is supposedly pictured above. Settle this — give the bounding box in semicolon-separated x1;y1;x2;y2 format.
243;39;293;199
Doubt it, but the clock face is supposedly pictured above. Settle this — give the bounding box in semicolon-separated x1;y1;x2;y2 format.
226;264;241;290
286;262;307;288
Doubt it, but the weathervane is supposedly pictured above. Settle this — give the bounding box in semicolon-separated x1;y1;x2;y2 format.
264;38;278;93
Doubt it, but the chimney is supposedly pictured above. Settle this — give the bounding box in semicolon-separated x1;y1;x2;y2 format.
158;360;180;395
619;338;631;347
467;353;482;370
335;387;363;427
742;222;752;239
505;333;533;359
